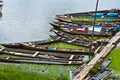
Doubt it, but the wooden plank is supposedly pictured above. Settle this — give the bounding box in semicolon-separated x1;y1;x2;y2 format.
32;51;39;57
68;55;74;64
69;71;73;80
0;48;4;51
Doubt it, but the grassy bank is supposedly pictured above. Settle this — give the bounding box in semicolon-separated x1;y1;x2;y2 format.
0;63;77;80
105;47;120;73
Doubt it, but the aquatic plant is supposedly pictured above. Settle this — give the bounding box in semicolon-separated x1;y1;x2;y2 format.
0;63;77;80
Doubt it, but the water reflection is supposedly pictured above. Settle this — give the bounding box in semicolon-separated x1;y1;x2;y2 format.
0;5;2;18
0;12;2;17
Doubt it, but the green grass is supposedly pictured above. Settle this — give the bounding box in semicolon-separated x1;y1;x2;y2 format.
43;42;87;49
105;47;120;73
78;35;110;41
0;45;4;48
0;63;77;80
67;17;120;22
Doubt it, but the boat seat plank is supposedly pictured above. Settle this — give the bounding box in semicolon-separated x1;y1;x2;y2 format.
68;55;74;64
0;48;4;51
32;51;39;57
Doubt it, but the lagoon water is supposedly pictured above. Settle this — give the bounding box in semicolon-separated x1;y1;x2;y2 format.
0;0;120;43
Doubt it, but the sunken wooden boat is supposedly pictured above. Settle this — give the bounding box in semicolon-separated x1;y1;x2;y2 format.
0;48;83;65
56;9;120;23
50;28;91;47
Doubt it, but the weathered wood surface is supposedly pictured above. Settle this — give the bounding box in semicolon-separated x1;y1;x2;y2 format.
73;31;120;80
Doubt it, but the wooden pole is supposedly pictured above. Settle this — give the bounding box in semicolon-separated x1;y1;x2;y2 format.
89;0;99;59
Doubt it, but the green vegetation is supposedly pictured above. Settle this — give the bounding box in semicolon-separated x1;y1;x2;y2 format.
67;17;120;22
0;63;76;80
90;63;100;74
0;45;4;48
44;42;87;49
78;35;110;41
105;47;120;74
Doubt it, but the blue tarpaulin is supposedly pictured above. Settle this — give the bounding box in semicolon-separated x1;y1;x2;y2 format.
92;13;104;18
107;13;119;17
89;25;102;32
114;24;120;31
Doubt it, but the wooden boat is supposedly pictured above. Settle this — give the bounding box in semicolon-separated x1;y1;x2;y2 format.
56;9;120;18
50;35;106;53
0;40;93;55
50;22;90;28
50;35;108;45
0;39;59;48
56;17;120;23
50;21;119;30
50;35;92;47
0;47;83;59
50;21;120;29
0;57;82;65
20;43;93;55
50;28;91;47
0;43;22;48
91;68;112;80
56;9;120;22
0;48;83;65
51;22;120;36
101;59;112;69
25;39;59;45
52;24;112;36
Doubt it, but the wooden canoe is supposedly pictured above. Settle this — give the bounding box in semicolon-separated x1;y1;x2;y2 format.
56;9;120;22
0;47;83;59
0;39;59;48
50;22;114;36
50;21;119;29
0;41;93;55
0;48;83;65
0;57;82;65
49;35;93;48
50;28;91;47
56;9;120;18
20;43;93;55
